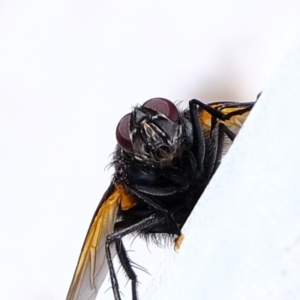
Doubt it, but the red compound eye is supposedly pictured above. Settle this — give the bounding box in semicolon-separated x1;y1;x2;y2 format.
116;113;132;152
143;98;179;122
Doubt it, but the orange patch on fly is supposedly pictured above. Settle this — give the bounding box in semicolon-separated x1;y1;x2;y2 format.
199;110;212;128
199;103;223;127
174;234;185;252
117;185;137;211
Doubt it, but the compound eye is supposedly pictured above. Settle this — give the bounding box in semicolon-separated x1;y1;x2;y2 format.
116;113;132;152
143;98;179;122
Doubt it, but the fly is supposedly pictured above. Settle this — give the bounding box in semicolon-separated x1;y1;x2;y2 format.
66;97;254;300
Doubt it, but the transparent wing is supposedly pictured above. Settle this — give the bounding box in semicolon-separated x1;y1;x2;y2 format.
66;184;121;300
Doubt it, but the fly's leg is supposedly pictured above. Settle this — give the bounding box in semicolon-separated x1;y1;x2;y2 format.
188;100;207;174
115;240;138;300
224;126;236;141
126;186;182;237
189;99;228;179
105;214;162;300
189;99;227;121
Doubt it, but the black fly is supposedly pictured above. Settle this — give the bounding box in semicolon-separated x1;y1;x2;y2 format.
67;98;254;300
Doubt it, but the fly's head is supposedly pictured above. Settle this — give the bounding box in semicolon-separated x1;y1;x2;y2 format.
116;98;184;166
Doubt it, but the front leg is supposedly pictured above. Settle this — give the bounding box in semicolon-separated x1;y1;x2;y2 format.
188;100;207;175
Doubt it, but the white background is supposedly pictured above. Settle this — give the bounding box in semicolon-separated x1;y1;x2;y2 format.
0;1;299;299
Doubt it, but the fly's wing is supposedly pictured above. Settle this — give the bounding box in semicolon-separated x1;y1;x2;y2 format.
66;183;121;300
200;101;254;135
214;101;254;135
199;101;254;155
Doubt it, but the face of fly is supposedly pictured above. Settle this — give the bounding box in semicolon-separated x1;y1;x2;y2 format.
116;98;185;166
